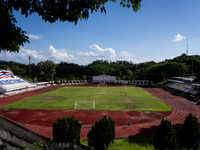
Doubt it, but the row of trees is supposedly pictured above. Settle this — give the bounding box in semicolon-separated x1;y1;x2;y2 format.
52;113;200;150
1;54;200;83
53;115;115;150
153;113;200;150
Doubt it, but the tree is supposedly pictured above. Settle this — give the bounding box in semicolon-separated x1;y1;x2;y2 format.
126;69;133;80
1;0;142;52
53;116;82;143
153;119;176;150
177;113;200;150
37;60;56;81
87;115;115;150
146;62;189;83
0;1;29;52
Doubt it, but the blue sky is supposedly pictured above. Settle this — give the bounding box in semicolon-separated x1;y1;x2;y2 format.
1;0;200;65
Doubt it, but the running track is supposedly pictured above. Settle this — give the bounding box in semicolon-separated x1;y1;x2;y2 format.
0;85;199;139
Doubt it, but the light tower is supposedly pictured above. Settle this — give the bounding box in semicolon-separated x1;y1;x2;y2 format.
186;37;188;55
29;56;31;78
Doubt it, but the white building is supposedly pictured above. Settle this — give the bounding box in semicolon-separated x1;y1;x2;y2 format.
93;75;116;83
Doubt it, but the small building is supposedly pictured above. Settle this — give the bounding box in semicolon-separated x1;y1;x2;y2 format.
93;75;116;83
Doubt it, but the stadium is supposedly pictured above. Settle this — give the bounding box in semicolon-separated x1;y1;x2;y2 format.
0;69;200;149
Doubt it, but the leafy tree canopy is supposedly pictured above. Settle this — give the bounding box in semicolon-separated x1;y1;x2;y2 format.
153;119;176;150
87;115;115;150
53;116;82;143
0;0;142;52
177;113;200;150
37;60;56;81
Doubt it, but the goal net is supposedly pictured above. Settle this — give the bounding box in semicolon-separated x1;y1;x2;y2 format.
120;91;127;96
126;103;136;109
74;101;95;109
120;87;127;96
98;83;107;87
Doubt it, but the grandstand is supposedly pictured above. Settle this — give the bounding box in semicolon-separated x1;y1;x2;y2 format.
0;69;36;95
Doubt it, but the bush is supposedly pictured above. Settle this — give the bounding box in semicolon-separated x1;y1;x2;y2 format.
156;80;168;86
153;119;176;150
177;113;200;150
53;116;82;143
87;115;115;150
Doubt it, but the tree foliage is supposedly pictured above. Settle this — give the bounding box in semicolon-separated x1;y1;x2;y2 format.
1;54;200;83
153;119;176;150
1;0;141;52
37;60;56;81
146;61;189;83
0;1;29;52
177;113;200;150
87;115;115;150
53;116;82;143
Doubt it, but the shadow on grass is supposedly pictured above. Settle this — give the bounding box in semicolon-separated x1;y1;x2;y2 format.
126;135;154;148
127;124;184;149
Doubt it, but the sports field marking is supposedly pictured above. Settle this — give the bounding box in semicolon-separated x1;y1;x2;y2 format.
1;86;172;111
74;101;95;109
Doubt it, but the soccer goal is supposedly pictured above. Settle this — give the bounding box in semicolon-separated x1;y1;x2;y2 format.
98;83;107;87
120;87;127;96
126;103;136;109
120;91;127;96
74;101;95;109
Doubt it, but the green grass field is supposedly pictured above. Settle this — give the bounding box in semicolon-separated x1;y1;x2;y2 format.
81;136;200;150
2;86;172;111
81;136;155;150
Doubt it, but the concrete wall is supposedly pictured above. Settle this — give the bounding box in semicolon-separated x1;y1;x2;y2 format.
0;116;89;150
0;116;49;149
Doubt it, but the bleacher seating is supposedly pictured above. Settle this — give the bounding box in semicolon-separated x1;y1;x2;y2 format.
0;70;36;93
0;79;26;85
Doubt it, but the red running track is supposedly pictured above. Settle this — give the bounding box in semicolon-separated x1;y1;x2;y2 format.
0;85;199;139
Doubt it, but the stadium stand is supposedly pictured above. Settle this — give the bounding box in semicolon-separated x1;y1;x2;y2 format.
167;77;200;95
0;69;36;95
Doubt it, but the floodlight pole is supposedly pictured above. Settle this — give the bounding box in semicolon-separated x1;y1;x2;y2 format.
29;56;31;78
186;37;188;55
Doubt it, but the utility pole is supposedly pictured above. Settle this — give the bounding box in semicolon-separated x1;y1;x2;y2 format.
29;56;31;78
186;38;188;55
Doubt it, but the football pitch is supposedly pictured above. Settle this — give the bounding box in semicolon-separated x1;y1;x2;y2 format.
2;86;172;111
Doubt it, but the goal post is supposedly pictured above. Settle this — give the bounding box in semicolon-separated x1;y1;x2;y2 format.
120;91;127;96
98;83;107;87
74;101;95;109
126;103;136;109
120;87;127;96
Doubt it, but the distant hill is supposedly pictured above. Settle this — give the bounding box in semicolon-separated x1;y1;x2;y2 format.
0;53;199;83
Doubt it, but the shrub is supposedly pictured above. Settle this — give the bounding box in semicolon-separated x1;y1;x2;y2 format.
87;115;115;150
53;116;82;143
153;119;176;150
156;80;168;86
177;113;200;150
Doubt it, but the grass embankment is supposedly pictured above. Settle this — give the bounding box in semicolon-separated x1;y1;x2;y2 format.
2;86;171;111
81;136;154;150
81;136;200;150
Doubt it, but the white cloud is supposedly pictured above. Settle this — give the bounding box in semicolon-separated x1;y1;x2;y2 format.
119;51;135;58
27;34;42;40
77;51;98;57
155;55;164;62
0;44;166;65
48;45;75;63
173;33;185;42
0;45;76;64
89;44;116;60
